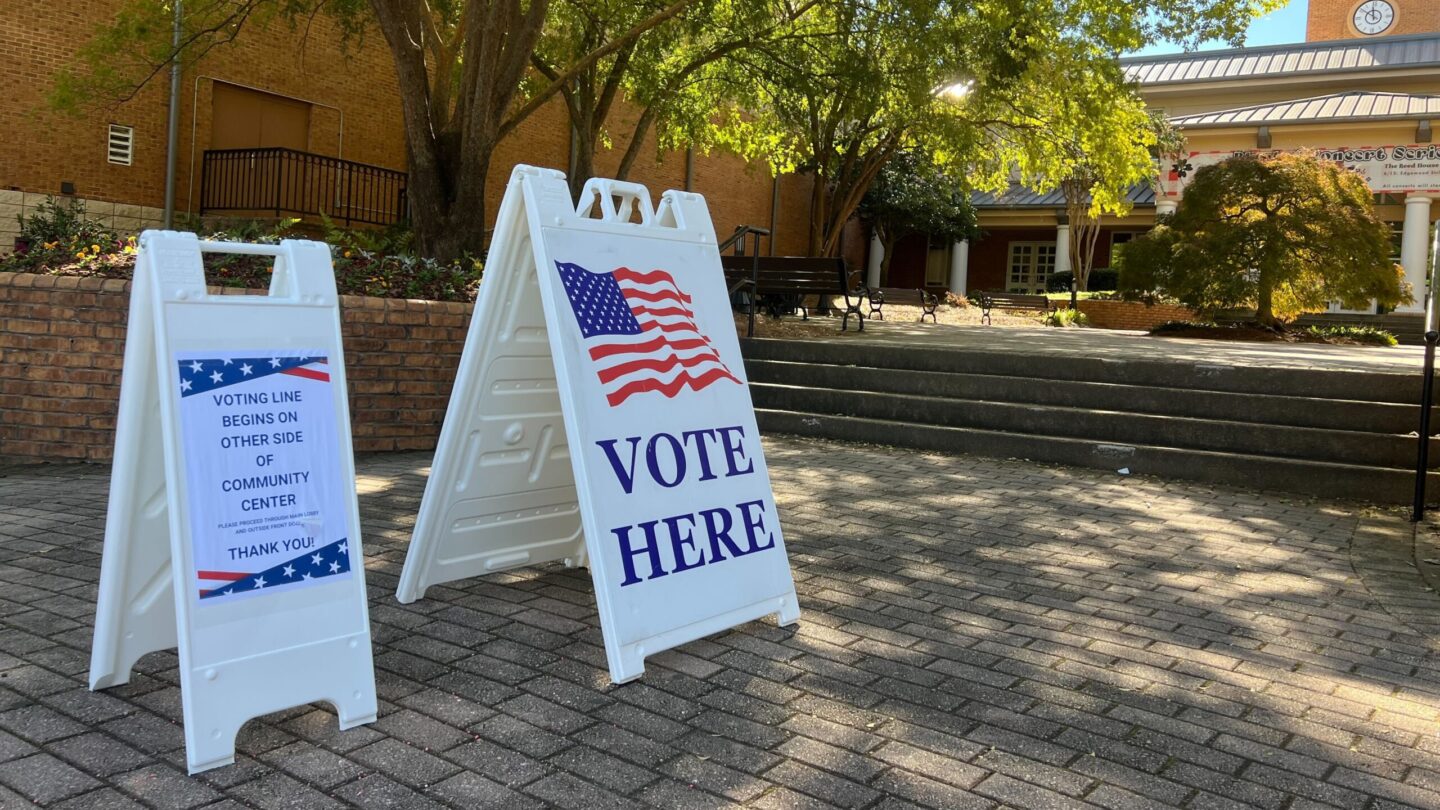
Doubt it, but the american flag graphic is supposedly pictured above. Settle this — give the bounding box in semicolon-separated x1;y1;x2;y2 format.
176;355;330;397
556;261;741;407
197;538;351;599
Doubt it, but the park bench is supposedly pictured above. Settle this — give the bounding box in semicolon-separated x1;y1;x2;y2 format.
720;254;866;335
970;290;1054;325
866;287;940;323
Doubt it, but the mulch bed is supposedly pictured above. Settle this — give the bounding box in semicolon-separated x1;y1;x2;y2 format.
1153;324;1391;346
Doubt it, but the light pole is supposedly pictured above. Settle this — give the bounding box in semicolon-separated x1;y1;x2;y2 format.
163;1;182;229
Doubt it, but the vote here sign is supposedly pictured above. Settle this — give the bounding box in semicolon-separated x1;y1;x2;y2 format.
537;194;800;679
175;349;353;602
551;259;779;586
401;168;799;683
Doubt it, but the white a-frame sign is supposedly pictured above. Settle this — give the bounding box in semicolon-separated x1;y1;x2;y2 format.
398;166;800;682
89;232;377;773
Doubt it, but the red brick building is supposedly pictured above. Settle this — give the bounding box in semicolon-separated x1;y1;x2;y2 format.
0;1;814;255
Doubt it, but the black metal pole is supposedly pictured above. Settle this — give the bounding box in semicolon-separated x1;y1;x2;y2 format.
1412;329;1439;522
747;231;759;338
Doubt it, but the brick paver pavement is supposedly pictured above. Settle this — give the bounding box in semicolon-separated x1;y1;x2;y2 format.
2;436;1440;809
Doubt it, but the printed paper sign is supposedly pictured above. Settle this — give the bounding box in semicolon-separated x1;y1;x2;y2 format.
175;349;353;603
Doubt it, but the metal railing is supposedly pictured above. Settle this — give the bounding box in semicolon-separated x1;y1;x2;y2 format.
720;225;771;338
200;147;407;227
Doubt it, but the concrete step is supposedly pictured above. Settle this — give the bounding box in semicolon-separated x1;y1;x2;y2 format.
757;408;1434;505
750;383;1434;470
740;338;1430;404
745;359;1420;434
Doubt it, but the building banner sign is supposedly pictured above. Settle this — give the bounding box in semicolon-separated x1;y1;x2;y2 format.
1159;143;1440;199
397;165;801;684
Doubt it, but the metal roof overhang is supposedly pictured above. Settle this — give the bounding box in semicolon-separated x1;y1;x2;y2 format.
1121;33;1440;88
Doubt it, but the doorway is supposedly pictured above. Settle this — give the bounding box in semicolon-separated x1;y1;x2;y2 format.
210;83;312;150
1007;241;1057;294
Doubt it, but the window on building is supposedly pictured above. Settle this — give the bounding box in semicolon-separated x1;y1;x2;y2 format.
1007;242;1056;294
107;124;134;165
1108;231;1143;266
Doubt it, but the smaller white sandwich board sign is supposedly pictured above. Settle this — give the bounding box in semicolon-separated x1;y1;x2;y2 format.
398;165;800;683
88;232;376;773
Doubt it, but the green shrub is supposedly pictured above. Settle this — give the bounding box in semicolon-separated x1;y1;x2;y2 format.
1043;307;1089;328
1148;319;1398;346
331;250;482;301
318;214;481;300
1299;324;1398;346
1;211;483;303
1117;151;1405;324
320;214;415;257
15;197;117;247
1046;268;1118;293
1043;291;1118;302
3;197;127;272
1149;320;1220;334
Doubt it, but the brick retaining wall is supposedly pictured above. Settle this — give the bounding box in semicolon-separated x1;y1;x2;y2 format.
0;272;1206;464
0;272;472;463
1076;299;1196;331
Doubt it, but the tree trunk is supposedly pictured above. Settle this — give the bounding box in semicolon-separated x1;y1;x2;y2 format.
569;123;596;202
1255;281;1276;326
815;139;900;257
369;0;693;264
409;152;490;263
614;104;660;182
1073;217;1100;291
808;175;827;255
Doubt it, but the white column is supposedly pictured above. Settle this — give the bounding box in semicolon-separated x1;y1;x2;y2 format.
1399;195;1433;314
1155;200;1178;217
867;233;883;289
948;239;969;294
1054;223;1072;278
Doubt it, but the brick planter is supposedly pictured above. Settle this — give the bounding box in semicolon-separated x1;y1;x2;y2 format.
1075;299;1196;331
0;271;474;462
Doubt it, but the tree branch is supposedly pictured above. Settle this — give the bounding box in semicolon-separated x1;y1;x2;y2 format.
498;0;697;140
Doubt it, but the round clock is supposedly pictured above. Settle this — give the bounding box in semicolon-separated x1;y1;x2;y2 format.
1352;0;1395;35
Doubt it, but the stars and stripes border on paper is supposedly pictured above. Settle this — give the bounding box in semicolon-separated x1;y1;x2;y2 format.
556;261;741;407
176;355;331;397
197;538;351;600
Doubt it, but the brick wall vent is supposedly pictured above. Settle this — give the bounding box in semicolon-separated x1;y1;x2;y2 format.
107;125;134;166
